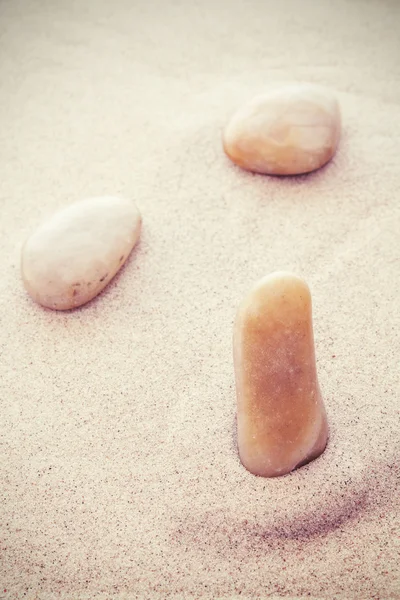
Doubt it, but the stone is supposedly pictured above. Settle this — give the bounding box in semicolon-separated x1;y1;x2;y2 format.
21;196;142;310
233;272;328;477
223;84;341;175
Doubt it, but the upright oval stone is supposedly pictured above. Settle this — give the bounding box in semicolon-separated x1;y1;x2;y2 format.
21;196;142;310
233;272;328;477
223;84;341;175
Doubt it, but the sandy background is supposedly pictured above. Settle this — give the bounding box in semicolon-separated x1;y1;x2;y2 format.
1;0;400;598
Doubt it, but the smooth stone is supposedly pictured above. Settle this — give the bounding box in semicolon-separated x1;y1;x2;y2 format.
223;84;341;175
21;196;142;310
233;272;328;477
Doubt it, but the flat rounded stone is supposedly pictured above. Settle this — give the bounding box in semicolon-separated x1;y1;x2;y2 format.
223;84;341;175
21;196;142;310
233;272;328;477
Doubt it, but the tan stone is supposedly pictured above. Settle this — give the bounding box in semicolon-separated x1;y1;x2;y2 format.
21;196;142;310
233;272;328;477
223;84;341;175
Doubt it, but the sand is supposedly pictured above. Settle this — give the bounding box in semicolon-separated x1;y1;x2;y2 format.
1;0;399;598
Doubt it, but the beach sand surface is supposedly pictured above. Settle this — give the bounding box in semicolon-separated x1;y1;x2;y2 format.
0;0;399;597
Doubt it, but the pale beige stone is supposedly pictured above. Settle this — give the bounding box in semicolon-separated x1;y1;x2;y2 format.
223;84;341;175
233;272;328;477
21;196;142;310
